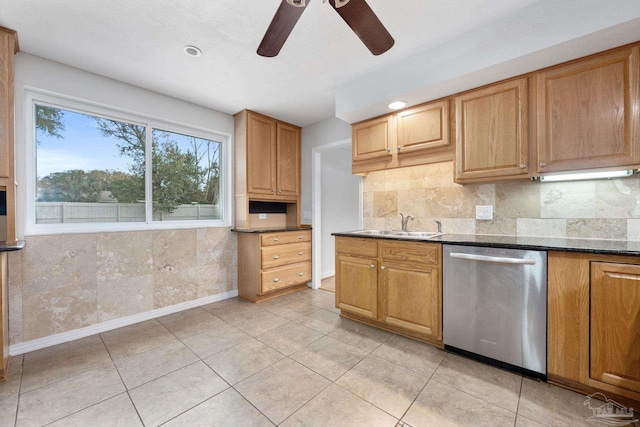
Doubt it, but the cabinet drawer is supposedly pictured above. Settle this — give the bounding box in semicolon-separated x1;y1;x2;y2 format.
261;230;311;246
261;262;311;294
261;242;311;269
380;241;440;269
335;237;378;257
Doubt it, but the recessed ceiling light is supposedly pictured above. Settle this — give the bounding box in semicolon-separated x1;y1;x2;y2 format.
183;45;202;57
387;101;407;110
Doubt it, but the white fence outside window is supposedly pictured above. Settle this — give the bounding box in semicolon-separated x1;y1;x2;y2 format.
36;202;220;223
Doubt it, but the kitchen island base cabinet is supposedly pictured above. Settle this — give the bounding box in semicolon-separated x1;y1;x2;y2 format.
238;230;311;303
548;252;640;409
335;237;442;347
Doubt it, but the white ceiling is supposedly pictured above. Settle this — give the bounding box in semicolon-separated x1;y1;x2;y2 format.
2;0;640;127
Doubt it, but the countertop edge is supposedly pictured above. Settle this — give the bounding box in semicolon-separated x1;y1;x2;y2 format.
331;232;640;257
0;240;26;252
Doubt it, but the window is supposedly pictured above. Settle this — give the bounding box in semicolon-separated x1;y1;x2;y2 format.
27;93;230;233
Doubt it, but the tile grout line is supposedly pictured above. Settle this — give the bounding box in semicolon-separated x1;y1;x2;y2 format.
12;355;25;427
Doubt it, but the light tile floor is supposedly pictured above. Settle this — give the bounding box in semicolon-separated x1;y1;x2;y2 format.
1;288;639;427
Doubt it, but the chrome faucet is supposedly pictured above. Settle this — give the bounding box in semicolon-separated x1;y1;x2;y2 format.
435;220;442;233
400;213;414;231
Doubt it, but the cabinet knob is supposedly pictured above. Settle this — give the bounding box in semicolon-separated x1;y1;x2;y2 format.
397;146;401;152
370;264;375;269
273;255;280;259
278;189;282;193
273;278;280;282
520;164;527;169
297;251;304;255
273;238;280;242
272;189;275;193
386;148;391;153
381;266;386;270
298;236;304;239
539;162;546;168
298;272;305;276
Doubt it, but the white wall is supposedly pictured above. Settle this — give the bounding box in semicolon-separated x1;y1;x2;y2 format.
320;147;360;277
13;53;234;238
301;117;351;223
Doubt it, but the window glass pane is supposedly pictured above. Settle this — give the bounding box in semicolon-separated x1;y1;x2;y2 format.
151;129;222;221
35;104;146;224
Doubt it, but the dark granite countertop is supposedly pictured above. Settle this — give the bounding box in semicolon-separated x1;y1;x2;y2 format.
232;227;311;233
332;231;640;257
0;240;25;252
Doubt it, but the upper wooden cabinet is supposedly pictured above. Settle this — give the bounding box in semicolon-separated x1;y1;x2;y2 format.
396;100;449;155
536;46;640;173
275;122;300;198
0;28;17;244
352;115;393;163
246;112;277;196
236;110;301;201
351;100;453;175
454;78;529;183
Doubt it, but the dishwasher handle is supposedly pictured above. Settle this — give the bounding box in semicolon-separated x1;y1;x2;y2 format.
449;252;537;265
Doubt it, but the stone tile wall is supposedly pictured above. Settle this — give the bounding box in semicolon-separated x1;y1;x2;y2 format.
363;162;640;240
7;227;237;345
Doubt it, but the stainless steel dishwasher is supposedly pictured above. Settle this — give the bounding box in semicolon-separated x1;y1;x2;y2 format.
443;244;547;377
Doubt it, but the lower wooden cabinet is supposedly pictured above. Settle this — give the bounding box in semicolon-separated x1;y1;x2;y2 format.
548;251;640;407
335;237;442;346
238;230;311;302
590;262;640;394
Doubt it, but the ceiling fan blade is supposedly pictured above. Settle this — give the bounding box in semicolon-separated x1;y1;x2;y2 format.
258;0;310;57
328;0;394;55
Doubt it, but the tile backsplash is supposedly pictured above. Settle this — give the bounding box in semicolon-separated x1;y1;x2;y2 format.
363;161;640;241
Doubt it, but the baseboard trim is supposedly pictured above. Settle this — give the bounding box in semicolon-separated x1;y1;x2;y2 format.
10;289;239;356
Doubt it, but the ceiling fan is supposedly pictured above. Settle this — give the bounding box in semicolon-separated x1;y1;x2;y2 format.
257;0;394;57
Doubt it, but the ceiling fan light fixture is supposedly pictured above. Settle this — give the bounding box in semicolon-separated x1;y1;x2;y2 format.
286;0;307;7
334;0;350;8
183;45;202;57
388;101;407;110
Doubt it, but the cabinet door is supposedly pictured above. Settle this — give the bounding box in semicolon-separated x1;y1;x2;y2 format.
591;261;640;393
454;78;529;182
537;47;640;173
276;122;300;198
380;264;441;339
352;115;393;162
336;254;378;319
247;112;276;196
396;100;449;155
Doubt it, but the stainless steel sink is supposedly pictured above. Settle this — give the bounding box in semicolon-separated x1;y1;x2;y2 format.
352;230;444;239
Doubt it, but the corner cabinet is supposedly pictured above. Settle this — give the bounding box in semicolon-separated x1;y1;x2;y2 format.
536;46;640;173
335;236;442;347
548;251;640;407
454;78;530;183
238;230;311;303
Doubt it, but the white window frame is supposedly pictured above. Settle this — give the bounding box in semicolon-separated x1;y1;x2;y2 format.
24;89;233;235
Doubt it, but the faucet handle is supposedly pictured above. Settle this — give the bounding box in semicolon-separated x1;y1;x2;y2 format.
435;220;442;233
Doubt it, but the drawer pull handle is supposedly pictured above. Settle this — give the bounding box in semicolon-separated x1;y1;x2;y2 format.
298;272;305;276
273;255;280;259
273;238;280;242
298;235;304;239
273;278;280;282
297;251;304;255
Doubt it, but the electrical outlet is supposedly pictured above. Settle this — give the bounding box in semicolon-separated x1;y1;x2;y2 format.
258;213;267;220
476;205;493;220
